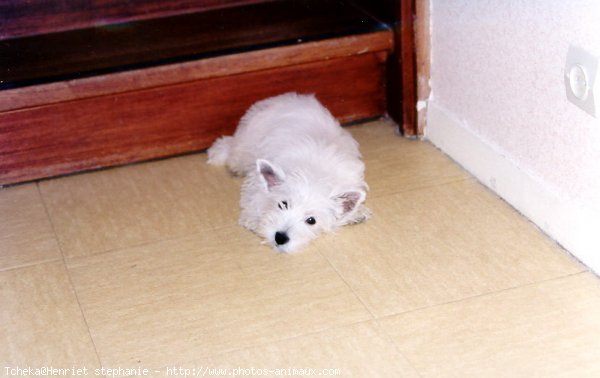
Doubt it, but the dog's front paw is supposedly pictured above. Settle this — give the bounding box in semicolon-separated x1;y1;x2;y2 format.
347;205;371;224
238;212;259;233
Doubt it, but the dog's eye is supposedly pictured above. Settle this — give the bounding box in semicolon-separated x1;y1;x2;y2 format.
305;217;316;225
278;201;288;210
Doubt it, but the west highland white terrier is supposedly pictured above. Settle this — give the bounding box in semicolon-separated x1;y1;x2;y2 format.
207;92;370;252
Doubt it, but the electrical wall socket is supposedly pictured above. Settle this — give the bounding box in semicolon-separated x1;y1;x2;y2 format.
565;45;599;118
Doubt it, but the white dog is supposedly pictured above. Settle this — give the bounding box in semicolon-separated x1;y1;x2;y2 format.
207;92;369;252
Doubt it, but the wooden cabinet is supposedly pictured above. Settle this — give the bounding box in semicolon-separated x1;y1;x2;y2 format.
0;0;412;185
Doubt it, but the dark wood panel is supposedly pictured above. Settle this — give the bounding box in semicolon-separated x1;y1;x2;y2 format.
398;0;417;136
415;0;430;135
1;0;386;89
1;31;393;112
349;0;398;24
0;53;386;185
0;0;273;39
350;0;419;136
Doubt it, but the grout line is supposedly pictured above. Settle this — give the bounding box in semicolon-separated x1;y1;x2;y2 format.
465;178;592;271
316;248;377;320
370;270;594;376
63;223;246;266
0;257;63;273
366;176;473;200
35;182;106;371
371;318;425;378
366;172;587;273
370;271;594;377
16;118;585;376
202;317;377;362
415;135;591;272
315;226;429;377
199;315;426;377
374;270;591;323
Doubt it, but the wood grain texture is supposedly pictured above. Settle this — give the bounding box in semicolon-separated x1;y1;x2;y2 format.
0;53;386;185
0;0;272;39
398;0;418;136
415;0;430;135
1;31;392;112
350;0;418;136
1;0;384;87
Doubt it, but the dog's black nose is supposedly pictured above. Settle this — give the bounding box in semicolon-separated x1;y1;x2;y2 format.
274;231;289;245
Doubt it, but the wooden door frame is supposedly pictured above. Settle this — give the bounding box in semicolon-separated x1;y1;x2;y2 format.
350;0;429;136
395;0;430;136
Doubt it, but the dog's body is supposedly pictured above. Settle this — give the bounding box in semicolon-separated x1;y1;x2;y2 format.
208;93;369;252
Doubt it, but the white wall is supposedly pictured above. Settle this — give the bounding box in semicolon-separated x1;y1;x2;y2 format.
425;0;600;272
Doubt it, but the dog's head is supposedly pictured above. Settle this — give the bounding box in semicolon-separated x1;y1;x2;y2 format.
254;159;366;253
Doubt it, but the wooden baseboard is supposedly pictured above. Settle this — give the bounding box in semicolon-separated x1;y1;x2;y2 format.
0;44;389;185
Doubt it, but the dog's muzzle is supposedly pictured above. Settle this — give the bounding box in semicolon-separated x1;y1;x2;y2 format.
274;231;289;246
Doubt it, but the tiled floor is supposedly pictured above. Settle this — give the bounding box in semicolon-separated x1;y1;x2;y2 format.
1;120;599;377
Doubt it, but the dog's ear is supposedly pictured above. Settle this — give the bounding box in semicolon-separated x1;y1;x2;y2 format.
333;190;366;221
256;159;286;191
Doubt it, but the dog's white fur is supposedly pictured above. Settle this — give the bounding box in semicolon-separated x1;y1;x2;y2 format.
207;92;369;252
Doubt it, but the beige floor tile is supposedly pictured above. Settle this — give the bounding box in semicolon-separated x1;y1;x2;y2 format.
39;154;242;258
0;261;101;374
317;179;584;317
0;184;62;270
7;119;595;378
379;272;600;378
206;321;420;378
66;227;372;369
347;121;470;198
